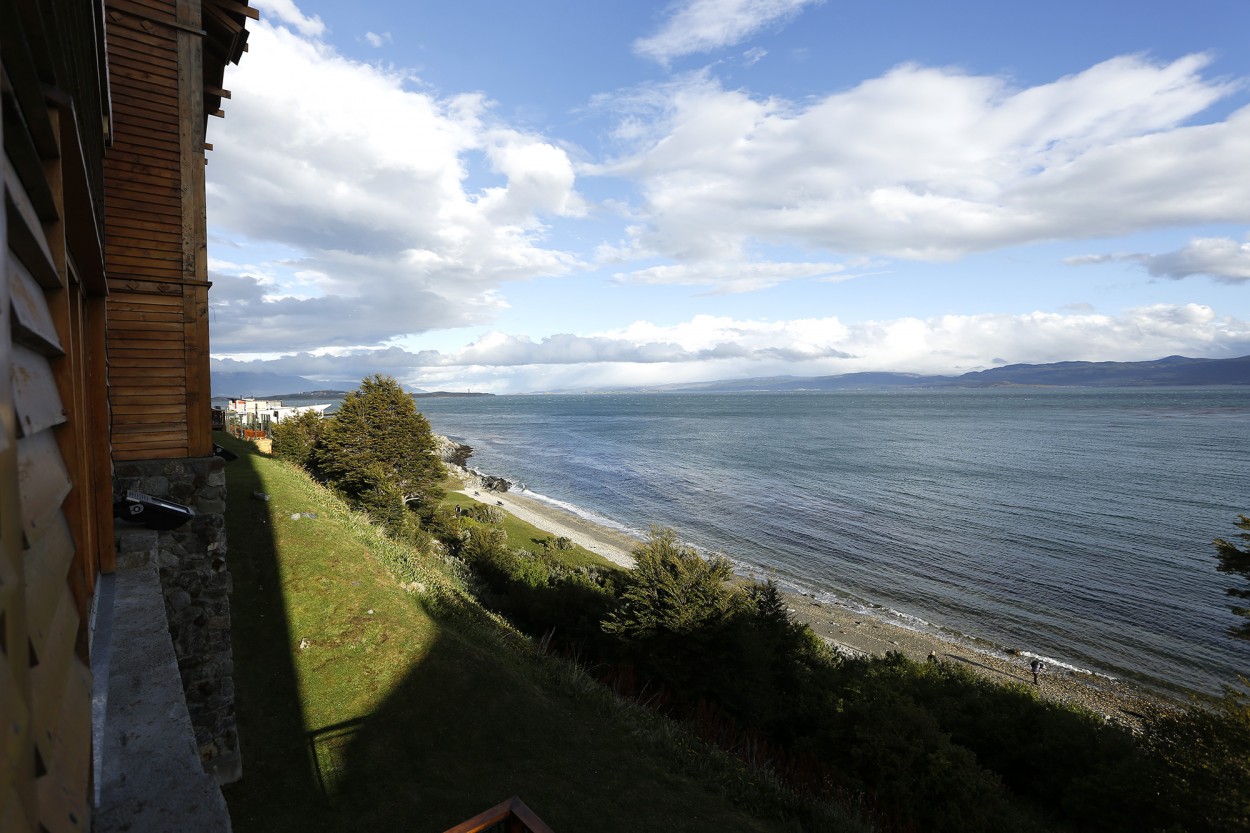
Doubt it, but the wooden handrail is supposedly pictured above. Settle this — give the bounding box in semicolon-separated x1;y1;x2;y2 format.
441;796;555;833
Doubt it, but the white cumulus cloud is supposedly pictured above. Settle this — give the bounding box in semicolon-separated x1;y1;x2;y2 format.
252;0;324;37
206;16;584;353
593;55;1249;265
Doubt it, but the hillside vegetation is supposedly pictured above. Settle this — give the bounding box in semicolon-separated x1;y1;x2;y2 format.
220;431;845;832
257;375;1250;832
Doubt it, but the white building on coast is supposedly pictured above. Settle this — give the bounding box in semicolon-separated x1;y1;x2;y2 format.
226;398;332;425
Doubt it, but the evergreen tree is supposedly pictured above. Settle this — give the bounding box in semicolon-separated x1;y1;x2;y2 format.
1214;514;1250;640
314;374;444;513
603;526;741;640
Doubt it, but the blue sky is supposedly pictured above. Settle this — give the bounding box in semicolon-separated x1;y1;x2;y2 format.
206;0;1250;392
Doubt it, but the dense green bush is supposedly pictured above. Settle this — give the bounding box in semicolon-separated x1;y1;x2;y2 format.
314;375;444;515
272;375;447;549
452;516;618;647
463;504;505;524
603;527;745;640
271;408;325;470
441;521;1250;833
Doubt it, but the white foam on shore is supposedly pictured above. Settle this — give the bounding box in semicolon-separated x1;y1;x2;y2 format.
1018;651;1110;680
515;489;645;542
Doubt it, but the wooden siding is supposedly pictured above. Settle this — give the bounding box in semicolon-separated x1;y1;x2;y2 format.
3;0;112;826
104;0;213;460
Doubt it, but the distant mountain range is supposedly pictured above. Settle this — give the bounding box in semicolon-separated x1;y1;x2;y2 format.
212;372;424;397
214;355;1250;398
564;355;1250;394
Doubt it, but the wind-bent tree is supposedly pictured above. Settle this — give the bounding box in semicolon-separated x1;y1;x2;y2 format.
314;374;444;517
1214;514;1250;640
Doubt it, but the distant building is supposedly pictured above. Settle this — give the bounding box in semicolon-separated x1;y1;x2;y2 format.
226;398;332;440
228;398;332;421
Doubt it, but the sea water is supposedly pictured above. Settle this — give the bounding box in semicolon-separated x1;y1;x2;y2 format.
415;388;1250;696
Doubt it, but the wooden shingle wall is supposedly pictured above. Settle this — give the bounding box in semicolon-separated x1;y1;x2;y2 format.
104;0;212;461
2;1;113;829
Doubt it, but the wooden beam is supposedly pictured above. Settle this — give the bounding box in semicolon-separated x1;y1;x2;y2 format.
49;94;106;295
216;0;260;21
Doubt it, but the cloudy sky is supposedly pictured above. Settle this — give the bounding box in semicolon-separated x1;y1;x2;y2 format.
207;0;1250;393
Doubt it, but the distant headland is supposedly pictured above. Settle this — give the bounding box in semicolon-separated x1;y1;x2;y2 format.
544;354;1250;394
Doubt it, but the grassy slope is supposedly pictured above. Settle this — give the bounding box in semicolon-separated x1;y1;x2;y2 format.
219;434;794;833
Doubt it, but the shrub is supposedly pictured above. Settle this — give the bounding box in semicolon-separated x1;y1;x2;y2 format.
603;527;744;641
465;504;505;524
271;408;325;470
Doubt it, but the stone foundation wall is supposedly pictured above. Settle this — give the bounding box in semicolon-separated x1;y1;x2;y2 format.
113;455;240;784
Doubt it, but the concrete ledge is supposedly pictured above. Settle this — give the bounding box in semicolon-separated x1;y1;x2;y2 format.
95;565;233;833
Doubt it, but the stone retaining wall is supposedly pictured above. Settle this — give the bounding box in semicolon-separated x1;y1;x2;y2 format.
113;454;240;784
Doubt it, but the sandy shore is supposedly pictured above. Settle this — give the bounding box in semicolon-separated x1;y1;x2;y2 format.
454;476;1186;729
453;483;640;569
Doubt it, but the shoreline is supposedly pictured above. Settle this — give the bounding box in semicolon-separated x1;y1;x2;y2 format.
451;472;1189;729
452;481;639;569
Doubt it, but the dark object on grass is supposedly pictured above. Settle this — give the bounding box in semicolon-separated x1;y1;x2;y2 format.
213;443;239;461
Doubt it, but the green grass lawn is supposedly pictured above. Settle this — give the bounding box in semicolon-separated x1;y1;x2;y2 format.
219;434;796;833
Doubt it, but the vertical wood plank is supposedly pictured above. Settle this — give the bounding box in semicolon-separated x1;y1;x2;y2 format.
87;293;114;573
185;286;210;455
63;266;95;650
179;0;210;458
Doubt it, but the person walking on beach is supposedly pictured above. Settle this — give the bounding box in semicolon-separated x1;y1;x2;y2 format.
1030;658;1044;685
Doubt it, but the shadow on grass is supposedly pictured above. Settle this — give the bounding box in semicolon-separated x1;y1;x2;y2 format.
218;434;781;833
328;625;759;832
305;716;366;801
217;434;326;830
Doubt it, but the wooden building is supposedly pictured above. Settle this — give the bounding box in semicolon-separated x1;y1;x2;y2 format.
1;0;252;829
104;0;251;461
